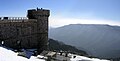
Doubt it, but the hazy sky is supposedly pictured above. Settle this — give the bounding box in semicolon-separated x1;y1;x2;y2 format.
0;0;120;27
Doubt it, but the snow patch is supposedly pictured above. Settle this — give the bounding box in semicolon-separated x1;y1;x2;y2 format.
70;54;110;61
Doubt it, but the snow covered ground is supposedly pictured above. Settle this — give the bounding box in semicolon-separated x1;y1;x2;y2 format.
0;46;110;61
0;47;45;61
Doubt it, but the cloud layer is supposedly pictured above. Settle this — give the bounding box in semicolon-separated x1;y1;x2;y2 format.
49;17;120;28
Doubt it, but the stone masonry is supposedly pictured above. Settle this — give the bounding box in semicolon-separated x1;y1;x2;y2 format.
0;8;50;53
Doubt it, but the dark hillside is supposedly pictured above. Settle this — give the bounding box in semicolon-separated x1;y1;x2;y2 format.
49;38;88;56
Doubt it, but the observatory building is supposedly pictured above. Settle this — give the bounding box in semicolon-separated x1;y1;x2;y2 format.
0;8;50;53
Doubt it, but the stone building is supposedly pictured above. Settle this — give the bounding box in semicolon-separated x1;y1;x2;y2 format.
0;8;50;53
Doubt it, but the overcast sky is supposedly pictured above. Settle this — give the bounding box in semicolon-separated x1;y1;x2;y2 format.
0;0;120;27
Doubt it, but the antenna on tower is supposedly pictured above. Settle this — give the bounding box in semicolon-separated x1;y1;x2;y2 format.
37;7;39;10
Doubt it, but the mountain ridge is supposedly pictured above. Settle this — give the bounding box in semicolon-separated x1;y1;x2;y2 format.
49;24;120;59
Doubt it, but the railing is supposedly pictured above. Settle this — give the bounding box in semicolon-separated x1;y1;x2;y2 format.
0;17;28;20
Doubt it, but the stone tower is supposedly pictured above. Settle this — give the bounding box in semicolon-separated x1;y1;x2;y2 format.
27;8;50;53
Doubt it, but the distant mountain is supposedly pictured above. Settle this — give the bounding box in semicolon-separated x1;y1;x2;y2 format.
48;38;87;56
49;24;120;59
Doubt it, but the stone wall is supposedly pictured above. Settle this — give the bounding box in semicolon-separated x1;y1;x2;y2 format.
0;19;38;48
